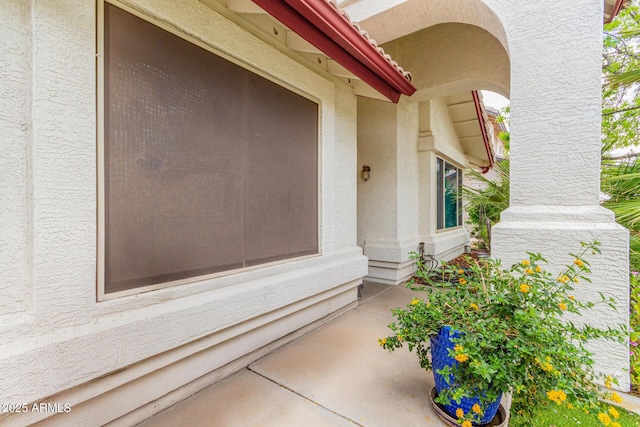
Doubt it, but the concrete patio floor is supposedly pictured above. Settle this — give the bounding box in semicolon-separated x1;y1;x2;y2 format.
138;283;447;427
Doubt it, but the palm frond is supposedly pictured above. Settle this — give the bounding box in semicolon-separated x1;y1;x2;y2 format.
603;172;640;182
462;160;510;247
606;199;640;229
630;233;640;253
609;69;640;86
620;28;640;38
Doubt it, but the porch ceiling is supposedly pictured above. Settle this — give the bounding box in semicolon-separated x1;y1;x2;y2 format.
207;0;415;102
445;92;494;169
604;0;625;24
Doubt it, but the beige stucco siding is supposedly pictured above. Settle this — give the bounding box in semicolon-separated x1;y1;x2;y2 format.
0;0;631;423
0;0;366;424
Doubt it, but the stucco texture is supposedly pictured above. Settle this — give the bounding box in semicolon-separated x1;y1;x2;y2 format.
0;0;632;423
0;0;366;423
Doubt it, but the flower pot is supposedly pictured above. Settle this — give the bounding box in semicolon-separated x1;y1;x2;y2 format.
430;326;502;424
429;387;509;427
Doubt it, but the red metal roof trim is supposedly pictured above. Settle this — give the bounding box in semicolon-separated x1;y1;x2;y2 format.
472;90;495;173
251;0;416;103
605;0;625;24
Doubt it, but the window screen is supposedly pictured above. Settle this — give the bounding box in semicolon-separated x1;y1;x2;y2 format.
103;3;318;294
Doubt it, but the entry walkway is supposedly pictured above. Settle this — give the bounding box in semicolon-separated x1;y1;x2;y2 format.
139;283;446;426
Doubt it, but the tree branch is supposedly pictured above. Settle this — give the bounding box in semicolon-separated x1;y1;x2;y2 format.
603;105;640;115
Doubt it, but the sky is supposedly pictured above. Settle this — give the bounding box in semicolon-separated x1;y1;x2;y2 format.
480;90;509;110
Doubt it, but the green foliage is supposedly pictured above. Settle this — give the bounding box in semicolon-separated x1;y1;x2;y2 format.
495;106;510;155
603;2;640;151
510;401;640;427
601;153;640;271
379;243;627;426
498;130;510;143
602;1;640;273
603;12;640;394
630;273;640;393
462;160;509;248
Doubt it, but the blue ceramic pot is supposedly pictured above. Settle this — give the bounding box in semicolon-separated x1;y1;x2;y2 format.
430;326;501;425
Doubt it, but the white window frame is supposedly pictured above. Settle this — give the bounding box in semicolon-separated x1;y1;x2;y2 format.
436;157;463;231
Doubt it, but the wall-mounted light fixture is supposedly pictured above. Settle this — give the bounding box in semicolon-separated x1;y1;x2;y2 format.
361;165;371;181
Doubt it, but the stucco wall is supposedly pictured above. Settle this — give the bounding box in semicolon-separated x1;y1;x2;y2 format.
357;97;417;284
2;1;632;423
359;96;470;283
430;98;467;166
419;98;470;260
396;97;420;243
0;0;31;317
0;0;367;424
357;97;398;247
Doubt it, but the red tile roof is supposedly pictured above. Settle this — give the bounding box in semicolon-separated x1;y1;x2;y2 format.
252;0;416;102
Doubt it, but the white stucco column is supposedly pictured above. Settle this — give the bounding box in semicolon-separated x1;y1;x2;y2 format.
491;1;630;389
357;96;421;284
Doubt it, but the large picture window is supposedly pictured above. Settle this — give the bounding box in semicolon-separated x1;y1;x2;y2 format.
99;2;319;296
436;158;462;230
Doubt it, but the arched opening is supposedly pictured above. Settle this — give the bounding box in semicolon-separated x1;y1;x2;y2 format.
347;0;509;55
382;23;510;99
355;11;511;284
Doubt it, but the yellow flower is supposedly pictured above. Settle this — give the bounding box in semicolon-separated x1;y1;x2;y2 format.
470;303;479;310
472;403;483;415
611;392;622;403
612;423;622;427
598;412;612;426
541;362;553;372
458;269;465;275
462;421;472;427
559;302;567;311
519;283;530;293
535;265;542;272
455;353;469;363
573;277;580;283
537;356;553;372
525;267;534;275
569;295;575;301
609;407;620;419
378;338;387;346
574;259;585;268
557;390;567;402
454;344;463;352
459;278;467;285
411;298;420;306
521;260;530;266
605;375;613;388
558;275;569;284
546;390;567;404
456;408;464;418
397;335;403;342
567;403;574;409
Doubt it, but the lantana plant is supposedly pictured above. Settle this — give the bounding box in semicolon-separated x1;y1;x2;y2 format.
379;242;628;426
